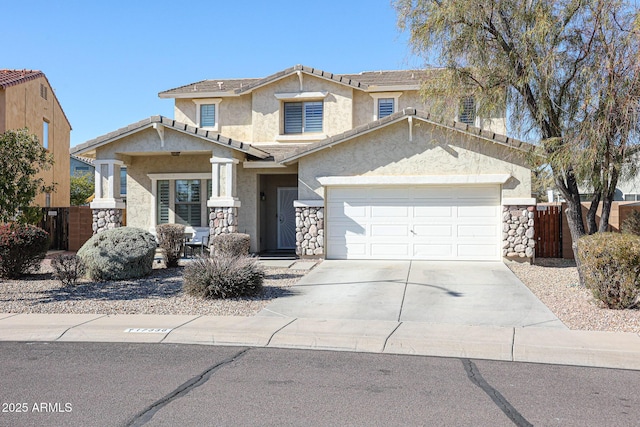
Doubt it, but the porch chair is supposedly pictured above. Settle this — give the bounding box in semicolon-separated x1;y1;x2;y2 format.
184;231;210;257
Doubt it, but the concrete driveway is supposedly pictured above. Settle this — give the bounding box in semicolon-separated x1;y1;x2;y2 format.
259;260;566;329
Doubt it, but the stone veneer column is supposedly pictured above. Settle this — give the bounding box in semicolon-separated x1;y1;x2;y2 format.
209;207;238;235
92;208;123;234
502;205;536;259
295;205;324;257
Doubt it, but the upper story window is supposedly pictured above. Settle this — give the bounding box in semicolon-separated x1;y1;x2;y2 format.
459;96;477;126
370;92;402;121
193;98;222;130
284;101;323;134
40;83;48;100
43;120;49;149
378;98;395;119
200;104;216;127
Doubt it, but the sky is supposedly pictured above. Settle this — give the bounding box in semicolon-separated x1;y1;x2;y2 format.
2;0;422;147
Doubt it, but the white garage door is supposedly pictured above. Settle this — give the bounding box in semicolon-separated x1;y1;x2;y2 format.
326;185;501;260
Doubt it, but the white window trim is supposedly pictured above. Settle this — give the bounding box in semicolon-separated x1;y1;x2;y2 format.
369;92;402;121
193;98;222;130
274;91;328;100
148;173;211;231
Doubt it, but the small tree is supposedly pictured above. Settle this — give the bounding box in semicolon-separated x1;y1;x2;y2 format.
0;129;55;222
70;172;94;206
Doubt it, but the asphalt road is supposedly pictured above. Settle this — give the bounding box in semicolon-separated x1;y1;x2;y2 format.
0;342;638;426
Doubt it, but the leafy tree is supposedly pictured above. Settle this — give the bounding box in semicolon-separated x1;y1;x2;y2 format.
70;172;94;206
0;129;55;222
395;0;640;267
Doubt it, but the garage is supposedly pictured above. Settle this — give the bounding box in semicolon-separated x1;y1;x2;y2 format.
326;185;501;261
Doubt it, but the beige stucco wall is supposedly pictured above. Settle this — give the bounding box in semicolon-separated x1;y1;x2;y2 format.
94;127;235;159
297;119;531;201
174;95;253;142
1;76;71;207
94;128;241;231
250;74;354;143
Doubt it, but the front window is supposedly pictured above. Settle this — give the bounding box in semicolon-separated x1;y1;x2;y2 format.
378;98;395;119
200;104;216;128
175;180;201;227
459;97;476;125
120;167;127;197
155;177;212;227
284;101;323;134
193;98;221;130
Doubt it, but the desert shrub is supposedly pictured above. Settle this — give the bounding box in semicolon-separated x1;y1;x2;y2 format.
622;210;640;236
77;227;157;281
156;223;185;268
0;222;49;278
577;232;640;309
183;255;264;299
211;233;250;258
51;253;86;286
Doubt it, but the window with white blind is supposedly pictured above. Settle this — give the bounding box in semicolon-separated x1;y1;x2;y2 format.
157;180;170;224
378;98;394;119
156;179;211;227
200;104;216;128
459;97;477;125
175;180;201;227
284;101;323;134
193;98;221;130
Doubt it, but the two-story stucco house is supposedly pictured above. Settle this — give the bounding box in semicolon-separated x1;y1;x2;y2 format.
0;69;71;208
71;65;536;261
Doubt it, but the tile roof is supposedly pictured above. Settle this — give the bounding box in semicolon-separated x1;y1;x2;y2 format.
0;69;44;89
71;116;271;160
70;154;94;166
280;108;533;164
159;65;438;98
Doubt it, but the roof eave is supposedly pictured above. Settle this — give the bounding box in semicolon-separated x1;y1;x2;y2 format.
158;91;239;99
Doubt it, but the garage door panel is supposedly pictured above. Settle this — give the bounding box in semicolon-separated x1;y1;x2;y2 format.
458;205;498;217
413;244;454;257
370;205;410;218
458;224;499;237
371;244;410;257
327;185;500;261
413;224;454;237
458;243;499;258
370;224;410;237
328;223;366;238
413;205;453;218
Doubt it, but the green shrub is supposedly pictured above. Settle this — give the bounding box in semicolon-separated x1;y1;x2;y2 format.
51;253;86;286
0;222;49;278
156;223;185;268
77;227;157;281
622;210;640;236
577;232;640;309
183;255;264;299
211;233;250;258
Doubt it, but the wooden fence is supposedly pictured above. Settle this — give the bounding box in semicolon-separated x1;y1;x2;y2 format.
534;205;562;258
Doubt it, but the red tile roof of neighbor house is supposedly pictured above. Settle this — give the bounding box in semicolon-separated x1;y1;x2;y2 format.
0;69;44;89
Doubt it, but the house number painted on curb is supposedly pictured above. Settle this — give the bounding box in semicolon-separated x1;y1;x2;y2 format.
124;328;172;333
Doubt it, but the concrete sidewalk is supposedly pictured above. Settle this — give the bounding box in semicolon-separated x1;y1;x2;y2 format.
2;313;640;371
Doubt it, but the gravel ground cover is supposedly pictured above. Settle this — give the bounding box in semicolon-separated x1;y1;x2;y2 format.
507;258;640;333
2;254;640;332
0;256;307;316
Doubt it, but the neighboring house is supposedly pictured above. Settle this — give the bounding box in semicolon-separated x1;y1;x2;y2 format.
0;69;71;207
71;154;94;176
71;65;535;261
70;154;127;201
